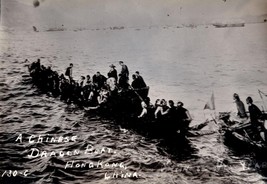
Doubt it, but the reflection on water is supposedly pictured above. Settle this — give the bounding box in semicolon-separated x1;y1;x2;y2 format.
1;23;267;183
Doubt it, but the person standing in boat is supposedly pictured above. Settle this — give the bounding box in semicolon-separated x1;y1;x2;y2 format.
246;96;266;141
135;71;147;88
246;97;266;139
118;61;129;89
107;64;118;82
65;63;73;83
246;97;262;125
233;93;247;118
176;101;192;134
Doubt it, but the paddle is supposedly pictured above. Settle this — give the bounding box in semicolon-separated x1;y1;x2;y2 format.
242;129;261;147
190;119;210;131
229;121;250;132
129;85;145;102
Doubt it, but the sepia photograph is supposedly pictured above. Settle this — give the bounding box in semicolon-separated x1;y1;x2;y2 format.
1;0;267;183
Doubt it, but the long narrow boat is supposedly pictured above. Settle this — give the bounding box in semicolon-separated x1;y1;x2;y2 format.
27;61;211;144
219;112;267;154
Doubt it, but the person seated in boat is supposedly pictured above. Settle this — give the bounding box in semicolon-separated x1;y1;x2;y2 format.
246;96;265;141
59;73;66;81
29;59;42;82
97;86;110;105
159;100;178;133
107;64;118;82
79;76;86;88
63;80;74;103
83;75;92;97
131;74;139;89
29;58;41;72
36;65;50;91
135;71;147;88
131;73;146;88
176;101;192;134
154;99;169;119
65;63;73;83
73;81;84;105
161;100;176;119
83;77;97;102
138;101;148;118
106;77;118;95
59;74;68;98
85;75;90;84
43;66;54;91
59;80;68;101
51;71;60;96
153;99;160;109
233;93;247;118
144;97;153;108
118;61;129;89
92;71;107;90
84;85;110;110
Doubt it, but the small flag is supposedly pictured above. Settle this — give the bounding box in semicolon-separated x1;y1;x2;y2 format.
204;92;215;110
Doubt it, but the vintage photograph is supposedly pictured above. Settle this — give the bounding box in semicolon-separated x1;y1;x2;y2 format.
1;0;267;183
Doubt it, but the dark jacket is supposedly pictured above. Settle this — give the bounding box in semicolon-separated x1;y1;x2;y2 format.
93;74;107;89
107;69;118;81
248;104;262;124
120;64;129;78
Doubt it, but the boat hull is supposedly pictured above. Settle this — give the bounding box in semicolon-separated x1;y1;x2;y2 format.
219;112;267;154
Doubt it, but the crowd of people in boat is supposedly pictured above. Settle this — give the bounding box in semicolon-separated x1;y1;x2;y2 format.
233;93;267;141
28;58;267;139
29;59;145;104
28;59;193;134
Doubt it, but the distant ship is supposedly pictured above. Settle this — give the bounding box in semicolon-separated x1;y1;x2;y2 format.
213;22;245;28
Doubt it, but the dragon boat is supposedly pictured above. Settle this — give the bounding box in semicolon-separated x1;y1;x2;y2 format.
26;61;211;144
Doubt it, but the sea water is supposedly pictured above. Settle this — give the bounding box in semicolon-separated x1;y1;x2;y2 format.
0;23;267;183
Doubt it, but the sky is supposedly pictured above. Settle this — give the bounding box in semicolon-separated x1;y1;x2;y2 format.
1;0;267;29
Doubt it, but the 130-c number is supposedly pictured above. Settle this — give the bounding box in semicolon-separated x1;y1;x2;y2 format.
1;170;29;177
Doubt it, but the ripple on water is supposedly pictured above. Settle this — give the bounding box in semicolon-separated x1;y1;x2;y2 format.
1;25;267;183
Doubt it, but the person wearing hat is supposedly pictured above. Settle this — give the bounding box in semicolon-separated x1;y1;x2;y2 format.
176;101;192;134
107;64;118;81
